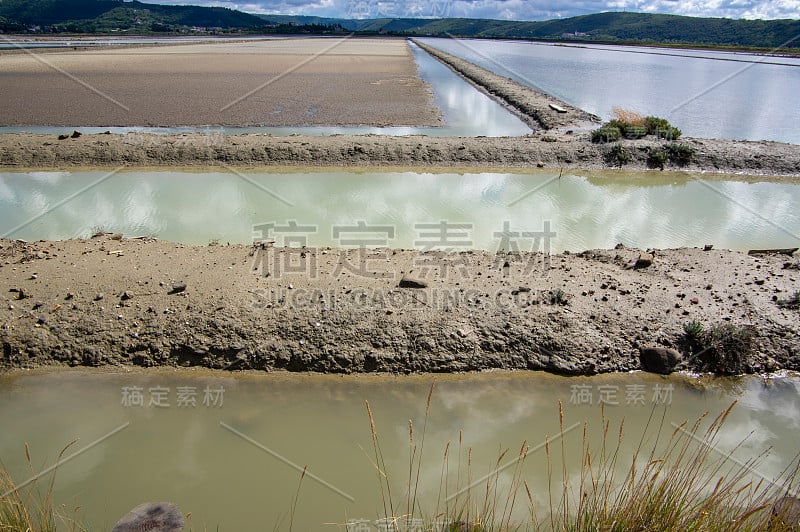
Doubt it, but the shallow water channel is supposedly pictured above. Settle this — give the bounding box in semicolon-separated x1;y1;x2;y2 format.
2;169;799;252
0;370;798;530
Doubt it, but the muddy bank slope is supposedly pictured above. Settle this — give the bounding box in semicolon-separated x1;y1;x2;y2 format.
2;132;800;175
1;238;798;375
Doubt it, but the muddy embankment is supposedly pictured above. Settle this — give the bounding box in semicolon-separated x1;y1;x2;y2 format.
1;238;798;375
1;131;800;175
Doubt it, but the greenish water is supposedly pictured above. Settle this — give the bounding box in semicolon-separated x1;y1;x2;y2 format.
1;170;799;252
0;371;797;530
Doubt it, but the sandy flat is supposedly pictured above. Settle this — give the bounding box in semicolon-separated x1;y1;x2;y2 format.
0;38;441;127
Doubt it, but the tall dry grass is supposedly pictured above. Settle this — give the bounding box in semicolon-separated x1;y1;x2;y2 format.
0;442;86;532
362;386;800;532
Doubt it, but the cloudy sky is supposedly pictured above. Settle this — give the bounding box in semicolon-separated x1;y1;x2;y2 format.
147;0;800;20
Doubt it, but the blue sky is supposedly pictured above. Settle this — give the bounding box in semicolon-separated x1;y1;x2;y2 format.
146;0;800;20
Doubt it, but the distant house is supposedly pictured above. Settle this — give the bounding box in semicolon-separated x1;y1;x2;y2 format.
562;31;588;38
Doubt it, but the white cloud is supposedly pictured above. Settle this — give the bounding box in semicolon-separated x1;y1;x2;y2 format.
148;0;800;19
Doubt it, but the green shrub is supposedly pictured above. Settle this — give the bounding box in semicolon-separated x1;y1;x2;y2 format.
694;323;756;375
667;142;695;165
645;115;671;134
549;288;568;305
622;125;648;139
591;125;621;143
658;126;682;140
606;144;631;166
647;147;669;169
683;319;704;339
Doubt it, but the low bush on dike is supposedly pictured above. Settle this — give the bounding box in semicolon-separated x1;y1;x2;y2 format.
592;108;682;143
682;321;756;374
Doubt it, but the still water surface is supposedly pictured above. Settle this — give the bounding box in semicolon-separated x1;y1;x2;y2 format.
419;38;800;143
0;370;797;530
1;170;799;252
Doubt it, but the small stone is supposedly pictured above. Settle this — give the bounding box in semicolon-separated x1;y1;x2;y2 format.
32;301;44;310
536;161;545;168
398;276;428;289
112;502;184;532
634;253;653;269
70;130;82;138
37;315;47;325
640;346;682;374
65;292;75;300
690;297;699;304
168;282;187;294
30;273;37;280
58;134;69;140
704;244;714;251
110;233;123;240
120;291;133;301
94;293;104;301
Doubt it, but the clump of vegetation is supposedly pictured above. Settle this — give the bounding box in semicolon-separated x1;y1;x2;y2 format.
0;443;86;531
362;386;799;531
605;144;631;166
592;108;682;143
777;290;800;310
693;322;757;375
623;124;648;138
591;125;622;143
667;142;696;165
683;319;704;339
645;115;682;139
548;288;568;305
647;146;669;169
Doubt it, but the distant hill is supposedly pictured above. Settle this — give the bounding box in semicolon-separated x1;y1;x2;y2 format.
1;1;798;49
0;0;268;32
260;12;800;49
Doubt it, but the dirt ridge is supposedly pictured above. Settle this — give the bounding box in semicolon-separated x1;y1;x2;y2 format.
1;238;798;375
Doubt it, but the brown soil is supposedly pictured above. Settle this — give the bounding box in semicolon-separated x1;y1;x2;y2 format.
0;38;441;127
1;238;798;375
1;131;799;176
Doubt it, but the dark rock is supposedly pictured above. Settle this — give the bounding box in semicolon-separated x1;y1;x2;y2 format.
32;301;44;310
57;134;69;140
112;502;185;532
398;276;427;289
93;293;104;301
121;291;133;301
169;282;187;294
70;130;82;138
704;244;714;251
640;346;682;374
634;253;653;269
